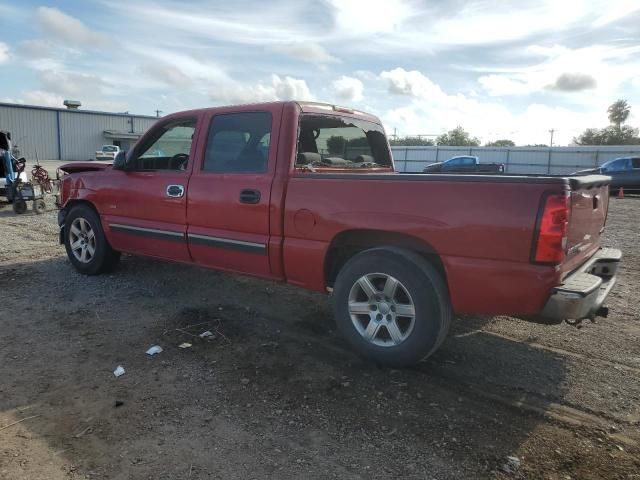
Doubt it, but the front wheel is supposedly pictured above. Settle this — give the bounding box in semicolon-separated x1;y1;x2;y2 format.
13;200;27;214
64;204;121;275
333;247;452;367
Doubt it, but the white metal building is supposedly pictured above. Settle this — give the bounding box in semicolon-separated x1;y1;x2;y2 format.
0;102;158;161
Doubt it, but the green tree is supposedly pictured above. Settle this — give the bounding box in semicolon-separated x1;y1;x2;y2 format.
485;139;515;147
389;136;435;146
607;99;631;130
573;100;639;145
573;128;602;145
436;126;480;146
574;125;640;145
326;135;346;155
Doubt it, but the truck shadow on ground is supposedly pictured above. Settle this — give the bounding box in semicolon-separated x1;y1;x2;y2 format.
0;255;591;478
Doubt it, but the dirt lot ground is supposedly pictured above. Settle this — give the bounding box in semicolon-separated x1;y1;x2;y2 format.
1;187;639;479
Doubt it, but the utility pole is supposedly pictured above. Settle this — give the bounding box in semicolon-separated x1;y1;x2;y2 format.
155;109;163;118
549;128;555;147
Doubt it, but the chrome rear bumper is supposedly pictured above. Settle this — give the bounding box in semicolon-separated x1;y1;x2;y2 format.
541;247;622;321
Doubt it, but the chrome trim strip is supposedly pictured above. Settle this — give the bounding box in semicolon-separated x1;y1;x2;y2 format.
187;233;266;254
109;223;185;242
108;223;266;253
188;233;264;248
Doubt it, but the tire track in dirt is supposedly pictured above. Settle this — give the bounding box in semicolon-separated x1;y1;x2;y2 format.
210;306;640;449
453;329;640;375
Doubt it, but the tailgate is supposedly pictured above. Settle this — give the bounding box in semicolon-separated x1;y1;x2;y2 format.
565;175;611;268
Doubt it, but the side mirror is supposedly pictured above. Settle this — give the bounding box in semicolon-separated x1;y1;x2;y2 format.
112;151;127;170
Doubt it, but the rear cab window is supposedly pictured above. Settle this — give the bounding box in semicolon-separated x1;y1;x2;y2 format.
295;115;391;172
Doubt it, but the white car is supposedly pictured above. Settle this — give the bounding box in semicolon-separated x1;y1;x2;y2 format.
95;145;120;161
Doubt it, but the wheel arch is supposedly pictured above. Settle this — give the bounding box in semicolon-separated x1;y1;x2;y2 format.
324;229;447;289
58;199;101;244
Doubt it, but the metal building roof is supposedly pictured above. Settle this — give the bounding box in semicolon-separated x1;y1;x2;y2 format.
0;102;158;119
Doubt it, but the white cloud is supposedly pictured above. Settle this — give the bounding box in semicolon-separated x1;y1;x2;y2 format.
380;68;444;99
38;70;111;97
478;74;532;96
129;45;228;86
138;63;194;87
274;43;338;64
36;7;109;47
0;42;9;64
21;90;64;107
210;75;314;104
478;44;640;98
379;67;607;145
329;0;415;35
16;39;55;60
332;76;364;102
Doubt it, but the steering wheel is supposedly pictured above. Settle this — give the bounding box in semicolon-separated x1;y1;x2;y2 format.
169;153;189;171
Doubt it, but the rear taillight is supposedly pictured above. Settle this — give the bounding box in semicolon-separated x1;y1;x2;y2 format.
532;192;571;264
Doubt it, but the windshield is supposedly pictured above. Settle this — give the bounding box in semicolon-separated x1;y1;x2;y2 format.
296;114;391;170
103;146;118;152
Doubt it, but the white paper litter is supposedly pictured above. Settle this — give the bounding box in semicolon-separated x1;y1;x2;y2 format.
146;345;163;355
178;342;192;349
113;366;126;377
199;331;213;338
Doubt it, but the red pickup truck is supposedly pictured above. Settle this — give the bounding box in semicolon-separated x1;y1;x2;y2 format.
57;101;621;366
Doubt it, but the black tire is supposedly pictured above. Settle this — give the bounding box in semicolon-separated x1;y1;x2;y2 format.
64;204;121;275
33;199;46;214
333;247;452;367
13;200;27;214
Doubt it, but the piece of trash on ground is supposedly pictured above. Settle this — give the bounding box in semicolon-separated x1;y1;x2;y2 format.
146;345;163;355
502;456;521;473
199;330;214;338
113;366;126;377
178;342;192;349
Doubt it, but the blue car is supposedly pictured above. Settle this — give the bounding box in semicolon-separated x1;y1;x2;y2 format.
577;157;640;193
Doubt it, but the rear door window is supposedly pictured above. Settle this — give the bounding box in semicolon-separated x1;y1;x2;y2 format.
631;158;640;169
203;112;272;173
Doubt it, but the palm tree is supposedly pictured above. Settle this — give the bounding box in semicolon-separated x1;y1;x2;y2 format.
607;99;631;130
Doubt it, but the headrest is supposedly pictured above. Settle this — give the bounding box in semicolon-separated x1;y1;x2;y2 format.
356;154;375;163
297;152;322;165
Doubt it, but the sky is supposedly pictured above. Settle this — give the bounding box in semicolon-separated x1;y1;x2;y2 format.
0;0;639;145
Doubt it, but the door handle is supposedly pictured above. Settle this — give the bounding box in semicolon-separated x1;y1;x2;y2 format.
166;184;185;198
239;189;261;204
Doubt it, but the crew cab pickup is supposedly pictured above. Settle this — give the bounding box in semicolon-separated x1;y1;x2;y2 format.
57;101;621;366
423;155;505;174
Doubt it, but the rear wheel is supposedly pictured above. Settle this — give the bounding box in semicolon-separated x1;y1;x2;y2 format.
64;204;120;275
333;247;452;367
33;199;46;214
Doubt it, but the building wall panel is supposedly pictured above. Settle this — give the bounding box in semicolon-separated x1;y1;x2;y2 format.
0;105;59;160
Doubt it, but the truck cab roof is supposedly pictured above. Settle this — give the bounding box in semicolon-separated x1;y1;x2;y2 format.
160;101;382;125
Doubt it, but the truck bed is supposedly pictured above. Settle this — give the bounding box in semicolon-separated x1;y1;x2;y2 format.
284;171;610;316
